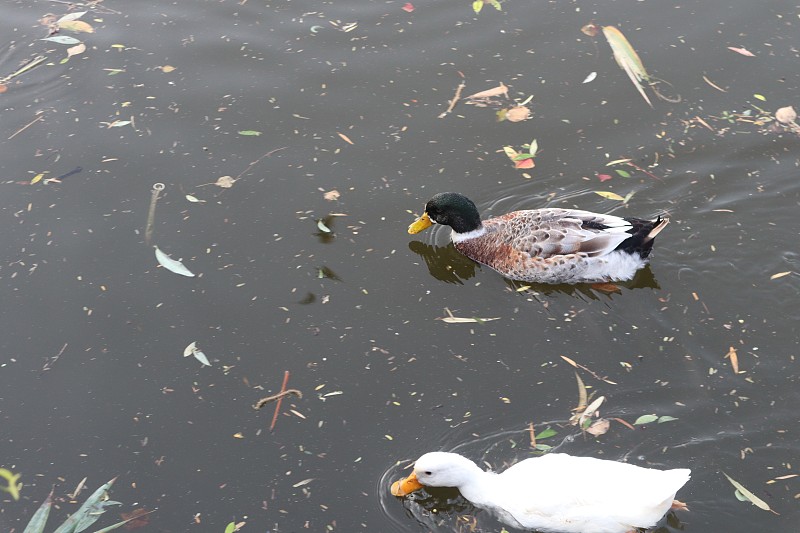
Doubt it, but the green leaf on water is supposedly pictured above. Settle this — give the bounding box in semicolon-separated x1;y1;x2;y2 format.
238;130;262;136
22;489;52;532
534;427;557;440
488;0;502;10
657;415;678;423
634;414;658;425
225;522;237;533
753;94;766;102
614;169;631;178
601;25;652;108
722;472;778;514
472;0;483;14
594;191;625;201
317;220;331;233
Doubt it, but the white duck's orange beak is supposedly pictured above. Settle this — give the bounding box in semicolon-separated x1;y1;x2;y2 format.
390;471;424;496
408;212;433;234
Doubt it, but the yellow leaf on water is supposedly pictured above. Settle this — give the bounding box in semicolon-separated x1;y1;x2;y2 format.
601;26;652;108
161;65;176;73
30;173;44;185
337;132;354;145
770;271;791;280
58;20;94;33
594;191;625;201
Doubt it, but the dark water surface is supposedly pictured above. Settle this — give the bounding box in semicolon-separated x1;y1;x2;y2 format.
1;0;799;531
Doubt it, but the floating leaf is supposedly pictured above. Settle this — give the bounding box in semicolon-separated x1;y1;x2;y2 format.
183;342;211;366
30;173;44;185
728;46;755;57
41;35;82;45
722;472;777;514
534;427;557;440
402;2;415;12
594;191;625;201
154;246;195;277
238;130;262;136
583;72;597;84
585;418;610;436
614;169;631;178
317;220;332;233
439;315;500;324
215;176;236;188
160;65;176;73
185;194;206;203
192;349;210;367
183;342;197;357
601;26;652;108
487;0;501;10
504;106;531;122
58;20;94;33
225;523;237;533
753;94;766;102
657;415;679;423
634;414;658;425
107;120;131;128
770;271;791;280
466;83;508;100
57;11;87;23
67;43;86;58
323;189;340;201
725;346;739;374
774;106;796;125
472;0;484;14
337;132;354;144
597;173;613;182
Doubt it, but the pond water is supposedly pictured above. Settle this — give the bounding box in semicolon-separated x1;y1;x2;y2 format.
1;0;798;532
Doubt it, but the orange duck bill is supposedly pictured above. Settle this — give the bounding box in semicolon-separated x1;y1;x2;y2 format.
390;471;424;496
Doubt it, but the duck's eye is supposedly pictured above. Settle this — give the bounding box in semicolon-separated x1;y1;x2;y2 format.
424;471;432;475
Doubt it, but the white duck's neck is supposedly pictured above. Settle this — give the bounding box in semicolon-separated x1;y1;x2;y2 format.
451;225;486;243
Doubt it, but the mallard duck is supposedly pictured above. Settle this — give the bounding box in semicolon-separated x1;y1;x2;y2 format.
408;192;669;284
391;451;690;533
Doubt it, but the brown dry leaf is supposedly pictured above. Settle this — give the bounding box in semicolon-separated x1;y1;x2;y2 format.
775;106;796;125
728;46;755;57
337;132;354;145
215;176;236;188
58;20;94;33
725;346;739;374
574;372;587;412
505;106;531;122
0;83;7;94
161;65;176;73
67;43;86;58
323;189;340;201
585;418;610;436
465;83;508;100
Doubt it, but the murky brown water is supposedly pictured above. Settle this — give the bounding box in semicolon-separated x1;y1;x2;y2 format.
1;1;798;531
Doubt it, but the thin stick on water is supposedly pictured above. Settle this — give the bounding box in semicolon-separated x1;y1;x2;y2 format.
270;371;291;431
144;183;165;245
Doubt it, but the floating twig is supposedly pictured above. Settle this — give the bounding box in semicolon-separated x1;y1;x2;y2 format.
8;114;45;140
144;183;164;245
253;389;302;409
270;371;291;431
438;81;466;119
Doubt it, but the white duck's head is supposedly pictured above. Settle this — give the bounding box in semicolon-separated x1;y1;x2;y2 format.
391;452;483;496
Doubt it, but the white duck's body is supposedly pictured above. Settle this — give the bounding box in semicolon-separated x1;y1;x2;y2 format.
392;452;690;533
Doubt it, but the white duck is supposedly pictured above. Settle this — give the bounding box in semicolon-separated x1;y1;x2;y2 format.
391;451;690;533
